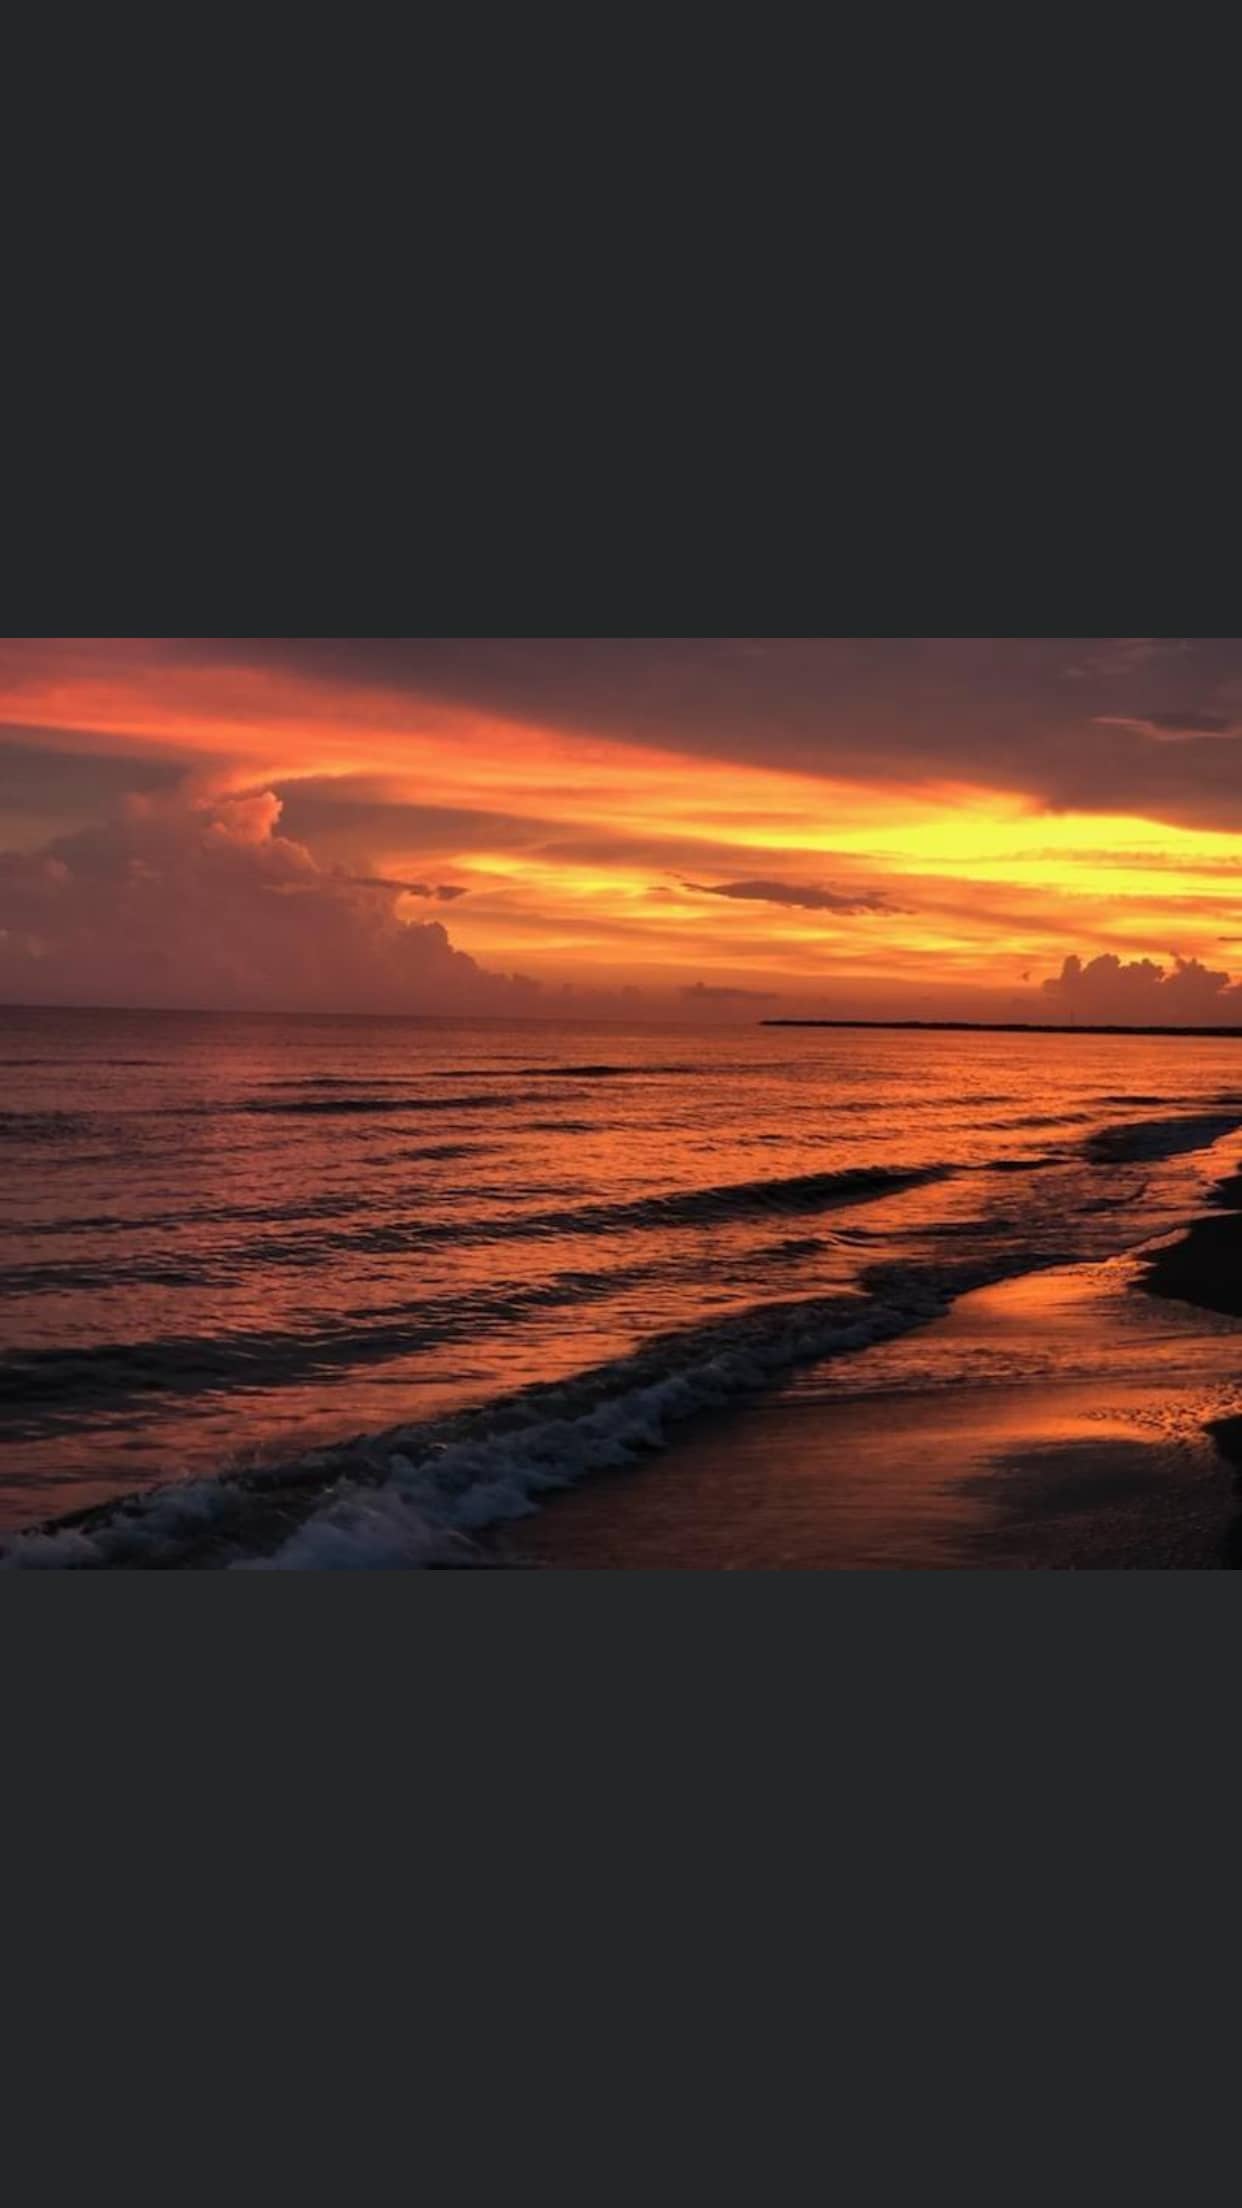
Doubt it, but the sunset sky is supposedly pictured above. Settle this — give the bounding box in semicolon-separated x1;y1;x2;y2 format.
6;636;1242;1023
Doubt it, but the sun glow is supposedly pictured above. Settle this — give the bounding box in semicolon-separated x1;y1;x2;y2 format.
6;641;1242;1013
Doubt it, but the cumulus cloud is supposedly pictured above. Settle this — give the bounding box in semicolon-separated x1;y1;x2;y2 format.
1041;951;1242;1024
681;878;900;914
0;783;536;1014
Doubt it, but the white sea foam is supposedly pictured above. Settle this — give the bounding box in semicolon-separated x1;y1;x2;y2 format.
0;1270;983;1570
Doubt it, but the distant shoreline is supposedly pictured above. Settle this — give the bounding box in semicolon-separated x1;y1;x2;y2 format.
761;1019;1242;1038
7;1002;1242;1041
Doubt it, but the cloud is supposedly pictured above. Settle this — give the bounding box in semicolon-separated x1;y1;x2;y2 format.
1041;951;1242;1023
1146;711;1232;735
18;636;1242;840
0;739;183;818
343;875;466;901
1095;712;1240;741
0;783;535;1014
680;878;900;914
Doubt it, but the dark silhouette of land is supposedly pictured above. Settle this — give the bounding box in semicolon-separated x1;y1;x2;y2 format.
1141;1169;1242;1318
762;1020;1242;1037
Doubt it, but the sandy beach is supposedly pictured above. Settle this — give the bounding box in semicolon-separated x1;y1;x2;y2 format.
501;1186;1242;1570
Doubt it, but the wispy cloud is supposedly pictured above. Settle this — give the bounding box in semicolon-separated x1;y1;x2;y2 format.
1094;711;1241;742
344;875;467;901
680;878;901;914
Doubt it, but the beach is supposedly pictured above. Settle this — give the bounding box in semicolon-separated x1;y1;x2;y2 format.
501;1189;1242;1571
8;1011;1242;1567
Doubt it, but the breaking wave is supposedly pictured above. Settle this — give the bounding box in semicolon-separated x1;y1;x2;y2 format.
0;1253;1022;1571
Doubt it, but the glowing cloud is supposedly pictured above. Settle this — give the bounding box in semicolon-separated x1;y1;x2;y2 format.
0;783;539;1015
7;638;1242;1020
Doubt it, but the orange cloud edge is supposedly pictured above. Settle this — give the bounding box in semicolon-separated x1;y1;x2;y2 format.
5;646;1242;1018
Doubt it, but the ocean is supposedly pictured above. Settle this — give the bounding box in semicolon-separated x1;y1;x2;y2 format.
4;1005;1242;1567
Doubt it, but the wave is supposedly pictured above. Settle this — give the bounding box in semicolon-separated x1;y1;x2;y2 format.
446;1062;694;1080
238;1082;686;1117
1096;1093;1172;1107
0;1057;168;1068
258;1064;693;1096
0;1257;1014;1570
0;1171;941;1398
1082;1111;1242;1164
262;1076;426;1090
12;1110;1242;1567
1094;1090;1242;1111
0;1238;753;1419
383;1141;498;1162
235;1093;527;1117
25;1161;949;1282
986;1111;1094;1130
0;1109;98;1142
252;1161;954;1259
451;1162;954;1244
508;1063;690;1078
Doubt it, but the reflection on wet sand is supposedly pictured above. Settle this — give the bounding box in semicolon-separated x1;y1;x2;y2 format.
503;1258;1242;1569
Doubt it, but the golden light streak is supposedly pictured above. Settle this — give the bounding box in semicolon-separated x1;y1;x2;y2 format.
7;648;1242;1001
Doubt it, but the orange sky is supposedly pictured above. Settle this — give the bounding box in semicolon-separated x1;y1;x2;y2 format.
5;638;1242;1020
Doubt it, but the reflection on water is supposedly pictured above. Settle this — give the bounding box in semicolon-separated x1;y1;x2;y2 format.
4;1005;1242;1538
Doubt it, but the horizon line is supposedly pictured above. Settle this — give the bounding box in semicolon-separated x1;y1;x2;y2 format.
6;1001;1242;1038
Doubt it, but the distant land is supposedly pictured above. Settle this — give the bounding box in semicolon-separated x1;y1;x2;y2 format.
761;1020;1242;1038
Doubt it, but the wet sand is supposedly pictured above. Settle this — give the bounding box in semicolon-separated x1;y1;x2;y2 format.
502;1193;1242;1569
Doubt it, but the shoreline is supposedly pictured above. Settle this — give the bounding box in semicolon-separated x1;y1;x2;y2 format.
1139;1169;1242;1316
763;1020;1242;1037
502;1180;1242;1572
1139;1169;1242;1565
11;1169;1242;1573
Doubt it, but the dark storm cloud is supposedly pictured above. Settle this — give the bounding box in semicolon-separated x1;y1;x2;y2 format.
680;878;901;914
